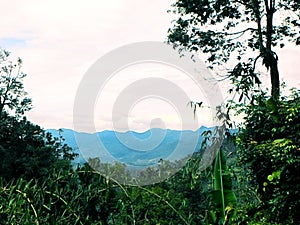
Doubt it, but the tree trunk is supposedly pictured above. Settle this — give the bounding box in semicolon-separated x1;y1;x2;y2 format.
265;0;280;99
270;55;280;99
0;98;4;116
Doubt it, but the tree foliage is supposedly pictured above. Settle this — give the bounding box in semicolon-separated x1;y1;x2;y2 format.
0;157;214;225
0;113;77;181
0;48;77;181
236;89;300;224
168;0;300;99
0;49;32;116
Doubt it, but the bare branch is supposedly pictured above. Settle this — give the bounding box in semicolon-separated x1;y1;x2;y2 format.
214;27;257;36
253;54;263;71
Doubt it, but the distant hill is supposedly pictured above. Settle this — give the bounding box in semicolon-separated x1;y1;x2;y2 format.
47;127;212;167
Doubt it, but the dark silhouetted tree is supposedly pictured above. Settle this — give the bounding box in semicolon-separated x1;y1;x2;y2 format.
168;0;299;99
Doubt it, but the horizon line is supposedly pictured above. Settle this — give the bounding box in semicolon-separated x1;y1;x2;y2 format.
46;126;212;134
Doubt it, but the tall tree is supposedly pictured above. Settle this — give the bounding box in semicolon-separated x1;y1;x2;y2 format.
168;0;299;99
0;49;31;116
0;49;77;181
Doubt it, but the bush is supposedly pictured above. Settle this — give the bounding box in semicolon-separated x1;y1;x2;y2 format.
236;89;300;224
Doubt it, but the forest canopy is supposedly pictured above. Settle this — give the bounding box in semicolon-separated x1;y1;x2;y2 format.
0;0;299;224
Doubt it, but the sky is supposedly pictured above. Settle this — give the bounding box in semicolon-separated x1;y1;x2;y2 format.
0;0;299;132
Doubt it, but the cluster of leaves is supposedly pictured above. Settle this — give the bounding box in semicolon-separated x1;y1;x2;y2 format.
235;89;300;224
0;49;32;116
0;167;115;224
87;152;224;224
0;49;77;182
176;132;239;225
0;112;77;181
168;0;300;64
168;0;300;99
0;156;219;225
87;156;188;186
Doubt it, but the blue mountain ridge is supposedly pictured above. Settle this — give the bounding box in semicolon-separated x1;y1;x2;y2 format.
47;127;213;167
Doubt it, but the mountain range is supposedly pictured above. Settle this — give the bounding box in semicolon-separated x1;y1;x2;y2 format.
47;127;212;167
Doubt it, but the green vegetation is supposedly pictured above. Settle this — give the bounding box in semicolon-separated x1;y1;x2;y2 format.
1;1;299;224
167;1;300;223
168;0;299;99
235;90;300;224
0;93;299;224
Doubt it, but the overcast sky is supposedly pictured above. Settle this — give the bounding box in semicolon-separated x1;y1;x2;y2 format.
0;0;299;132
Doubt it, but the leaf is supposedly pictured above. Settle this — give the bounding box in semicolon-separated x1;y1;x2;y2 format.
211;149;237;221
239;93;243;102
267;175;273;181
266;98;276;111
